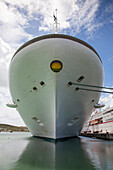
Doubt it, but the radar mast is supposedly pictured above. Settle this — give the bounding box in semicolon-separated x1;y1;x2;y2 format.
53;9;60;34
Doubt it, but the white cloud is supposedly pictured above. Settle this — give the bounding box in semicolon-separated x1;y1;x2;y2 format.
0;1;26;25
70;0;100;35
1;0;101;35
100;92;113;110
0;0;32;47
0;104;25;126
0;58;8;87
0;38;11;57
0;38;14;88
0;25;32;48
36;0;100;34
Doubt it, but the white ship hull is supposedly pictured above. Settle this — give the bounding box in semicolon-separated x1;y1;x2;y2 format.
9;34;104;139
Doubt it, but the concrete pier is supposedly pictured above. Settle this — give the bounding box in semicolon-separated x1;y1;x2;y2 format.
80;132;113;140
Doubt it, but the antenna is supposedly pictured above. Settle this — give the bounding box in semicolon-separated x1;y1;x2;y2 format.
53;9;60;34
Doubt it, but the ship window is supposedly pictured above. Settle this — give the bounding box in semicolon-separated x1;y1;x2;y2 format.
77;76;84;82
40;81;45;86
33;86;38;91
99;118;103;123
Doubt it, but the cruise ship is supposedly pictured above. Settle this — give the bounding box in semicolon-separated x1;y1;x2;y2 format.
8;11;105;139
7;32;104;139
81;106;113;134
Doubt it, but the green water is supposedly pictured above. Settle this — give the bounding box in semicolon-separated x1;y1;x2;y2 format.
0;132;113;170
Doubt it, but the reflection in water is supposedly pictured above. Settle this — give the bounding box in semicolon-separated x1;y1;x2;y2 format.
0;132;31;170
11;136;95;170
1;133;113;170
14;137;56;170
81;137;113;170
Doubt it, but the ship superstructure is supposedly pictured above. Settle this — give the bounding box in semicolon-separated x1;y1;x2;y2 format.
82;106;113;134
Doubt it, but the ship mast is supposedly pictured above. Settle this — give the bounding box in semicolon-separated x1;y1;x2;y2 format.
53;9;60;34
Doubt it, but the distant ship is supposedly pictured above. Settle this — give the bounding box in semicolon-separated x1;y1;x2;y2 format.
81;106;113;134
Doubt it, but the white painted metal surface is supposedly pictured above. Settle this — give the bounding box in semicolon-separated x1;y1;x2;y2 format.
9;34;104;139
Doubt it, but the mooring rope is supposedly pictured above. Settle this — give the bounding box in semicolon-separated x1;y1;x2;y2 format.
69;82;113;94
75;87;113;94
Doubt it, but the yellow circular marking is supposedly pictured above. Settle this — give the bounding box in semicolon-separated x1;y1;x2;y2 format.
50;60;63;72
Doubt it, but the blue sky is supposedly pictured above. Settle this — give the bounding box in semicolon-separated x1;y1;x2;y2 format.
0;0;113;126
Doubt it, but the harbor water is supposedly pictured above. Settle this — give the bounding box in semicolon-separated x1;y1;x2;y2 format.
0;132;113;170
